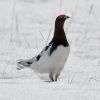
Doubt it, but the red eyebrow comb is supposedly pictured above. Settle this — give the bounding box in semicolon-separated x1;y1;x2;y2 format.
59;13;66;16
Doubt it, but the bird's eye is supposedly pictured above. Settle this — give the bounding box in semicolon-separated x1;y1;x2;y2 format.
64;16;66;19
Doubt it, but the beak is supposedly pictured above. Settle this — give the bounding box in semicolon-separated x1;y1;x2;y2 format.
64;15;70;20
66;16;70;19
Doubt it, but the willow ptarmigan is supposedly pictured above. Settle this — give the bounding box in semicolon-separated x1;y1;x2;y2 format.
17;14;70;82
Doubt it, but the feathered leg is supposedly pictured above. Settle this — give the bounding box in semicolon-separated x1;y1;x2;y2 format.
49;72;54;82
55;67;63;81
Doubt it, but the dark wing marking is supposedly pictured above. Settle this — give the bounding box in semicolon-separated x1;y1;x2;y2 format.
50;45;57;56
27;60;33;65
36;55;41;61
45;45;49;51
36;45;50;62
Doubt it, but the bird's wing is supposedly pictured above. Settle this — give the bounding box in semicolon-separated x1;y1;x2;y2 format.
17;43;51;69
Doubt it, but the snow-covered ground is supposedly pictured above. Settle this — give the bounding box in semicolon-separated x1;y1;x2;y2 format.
0;0;100;100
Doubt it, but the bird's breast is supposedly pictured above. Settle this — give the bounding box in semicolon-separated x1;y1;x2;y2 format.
50;45;70;63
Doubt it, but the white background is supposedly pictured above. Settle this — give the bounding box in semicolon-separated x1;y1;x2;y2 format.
0;0;100;100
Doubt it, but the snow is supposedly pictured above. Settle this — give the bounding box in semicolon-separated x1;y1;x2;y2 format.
0;0;100;100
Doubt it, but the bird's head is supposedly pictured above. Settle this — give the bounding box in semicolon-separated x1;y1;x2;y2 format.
55;14;70;30
55;14;70;23
55;14;70;28
53;14;70;40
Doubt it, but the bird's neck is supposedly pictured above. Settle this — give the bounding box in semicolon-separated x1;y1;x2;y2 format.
53;23;66;41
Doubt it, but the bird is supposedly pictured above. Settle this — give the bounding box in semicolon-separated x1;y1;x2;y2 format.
17;14;70;82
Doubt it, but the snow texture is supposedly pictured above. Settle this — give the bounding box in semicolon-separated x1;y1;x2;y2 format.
0;0;100;100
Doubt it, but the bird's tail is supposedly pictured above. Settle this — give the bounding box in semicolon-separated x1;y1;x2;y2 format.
17;59;33;70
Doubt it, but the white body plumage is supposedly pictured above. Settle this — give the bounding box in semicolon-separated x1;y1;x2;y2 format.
30;45;70;73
